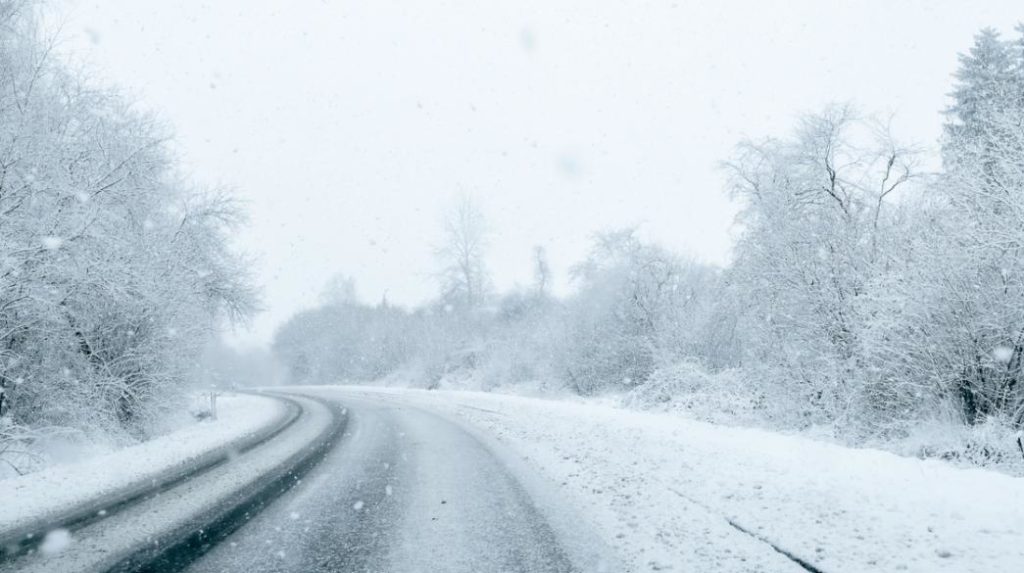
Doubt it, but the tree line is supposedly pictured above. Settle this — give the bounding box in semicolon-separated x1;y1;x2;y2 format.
274;26;1024;458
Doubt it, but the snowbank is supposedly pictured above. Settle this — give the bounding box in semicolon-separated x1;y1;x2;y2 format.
335;386;1024;573
0;393;289;541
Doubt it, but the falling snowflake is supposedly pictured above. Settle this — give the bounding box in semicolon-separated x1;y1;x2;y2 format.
993;346;1014;363
40;529;72;556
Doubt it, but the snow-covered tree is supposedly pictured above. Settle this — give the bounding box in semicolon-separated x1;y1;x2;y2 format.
943;27;1020;179
273;277;416;384
724;106;918;427
864;26;1024;429
557;229;718;394
0;3;255;456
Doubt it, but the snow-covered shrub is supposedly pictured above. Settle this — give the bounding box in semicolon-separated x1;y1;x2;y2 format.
625;363;814;429
556;229;719;395
0;416;85;477
473;291;563;391
887;416;1024;475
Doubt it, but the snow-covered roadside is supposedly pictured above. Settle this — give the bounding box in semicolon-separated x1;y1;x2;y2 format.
0;393;288;540
12;395;338;573
334;386;1024;573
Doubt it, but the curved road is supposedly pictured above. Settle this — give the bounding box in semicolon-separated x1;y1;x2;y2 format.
184;389;610;573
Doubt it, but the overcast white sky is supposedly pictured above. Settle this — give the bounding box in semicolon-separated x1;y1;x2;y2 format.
51;0;1024;348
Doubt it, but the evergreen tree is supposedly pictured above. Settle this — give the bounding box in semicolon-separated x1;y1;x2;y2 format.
943;28;1020;191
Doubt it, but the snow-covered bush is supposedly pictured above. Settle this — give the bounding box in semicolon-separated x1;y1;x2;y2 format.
886;416;1024;474
555;229;719;395
624;362;823;430
473;291;563;390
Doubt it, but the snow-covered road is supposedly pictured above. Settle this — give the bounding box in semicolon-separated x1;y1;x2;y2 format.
184;389;617;573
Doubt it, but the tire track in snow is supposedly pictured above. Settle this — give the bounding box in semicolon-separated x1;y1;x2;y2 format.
664;486;826;573
108;394;347;573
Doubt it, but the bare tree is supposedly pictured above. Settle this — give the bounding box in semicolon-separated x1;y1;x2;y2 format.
532;246;551;298
320;274;358;307
435;195;491;312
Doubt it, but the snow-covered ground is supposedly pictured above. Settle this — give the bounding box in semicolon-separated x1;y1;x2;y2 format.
0;393;288;541
333;386;1024;573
